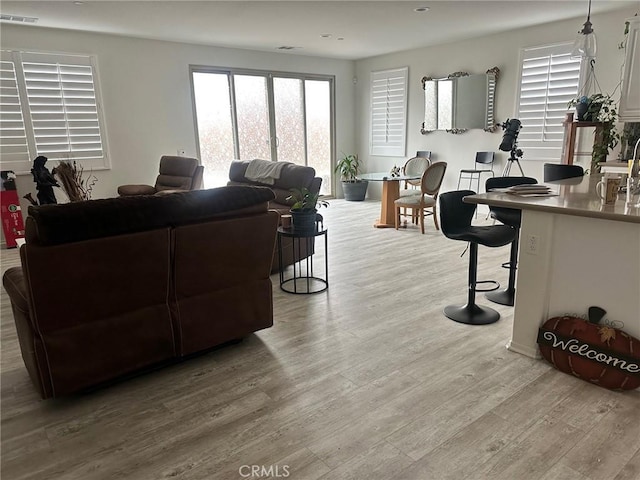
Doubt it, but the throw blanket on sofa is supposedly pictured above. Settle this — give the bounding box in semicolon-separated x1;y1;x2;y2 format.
245;159;285;185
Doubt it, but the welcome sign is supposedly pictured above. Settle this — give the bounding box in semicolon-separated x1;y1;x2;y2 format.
537;308;640;391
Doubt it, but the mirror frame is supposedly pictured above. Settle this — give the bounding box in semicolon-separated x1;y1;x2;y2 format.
421;66;500;135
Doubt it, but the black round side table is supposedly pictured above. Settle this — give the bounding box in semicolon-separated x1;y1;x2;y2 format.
277;224;328;294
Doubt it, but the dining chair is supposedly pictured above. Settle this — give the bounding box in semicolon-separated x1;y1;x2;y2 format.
401;155;432;191
394;161;447;233
457;151;495;191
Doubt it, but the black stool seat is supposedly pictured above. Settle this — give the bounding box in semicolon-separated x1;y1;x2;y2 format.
439;190;516;325
490;208;521;228
445;225;515;247
543;163;583;182
484;176;537;306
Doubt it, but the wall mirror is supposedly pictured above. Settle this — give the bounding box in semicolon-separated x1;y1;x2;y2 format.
421;67;499;134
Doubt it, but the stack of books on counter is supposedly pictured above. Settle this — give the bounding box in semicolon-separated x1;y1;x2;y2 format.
505;184;555;197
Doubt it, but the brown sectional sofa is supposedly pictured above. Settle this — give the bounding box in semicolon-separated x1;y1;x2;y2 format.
2;186;279;398
228;160;322;271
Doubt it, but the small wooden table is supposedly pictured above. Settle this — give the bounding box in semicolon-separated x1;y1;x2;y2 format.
357;172;421;228
561;120;604;165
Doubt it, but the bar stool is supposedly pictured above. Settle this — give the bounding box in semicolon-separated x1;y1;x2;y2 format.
543;163;584;182
484;176;537;306
439;190;516;325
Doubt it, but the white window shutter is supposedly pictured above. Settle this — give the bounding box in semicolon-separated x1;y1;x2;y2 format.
515;43;582;159
370;67;408;157
0;52;31;171
0;50;109;173
21;52;104;163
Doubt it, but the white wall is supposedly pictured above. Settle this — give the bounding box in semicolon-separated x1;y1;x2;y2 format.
0;24;356;212
1;6;636;213
355;7;637;200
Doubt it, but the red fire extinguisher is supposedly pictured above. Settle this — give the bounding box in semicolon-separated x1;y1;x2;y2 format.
1;171;26;248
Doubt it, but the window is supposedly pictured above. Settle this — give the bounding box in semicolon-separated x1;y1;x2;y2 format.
515;43;582;159
191;67;333;195
0;54;29;170
370;67;408;157
0;50;108;173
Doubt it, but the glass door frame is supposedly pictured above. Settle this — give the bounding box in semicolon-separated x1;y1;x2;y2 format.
189;65;336;196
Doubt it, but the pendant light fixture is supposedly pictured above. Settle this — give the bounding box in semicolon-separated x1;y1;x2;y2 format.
571;0;597;59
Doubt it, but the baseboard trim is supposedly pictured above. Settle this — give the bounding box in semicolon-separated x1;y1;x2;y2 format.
506;340;541;359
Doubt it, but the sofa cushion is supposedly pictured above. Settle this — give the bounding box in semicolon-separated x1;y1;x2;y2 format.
229;160;316;191
155;175;193;191
158;155;198;177
27;186;275;246
117;184;157;196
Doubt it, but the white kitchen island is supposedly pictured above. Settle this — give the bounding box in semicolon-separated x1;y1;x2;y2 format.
465;174;640;358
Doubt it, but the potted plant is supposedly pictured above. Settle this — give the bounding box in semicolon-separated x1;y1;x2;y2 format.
286;187;329;231
568;93;620;172
335;153;368;201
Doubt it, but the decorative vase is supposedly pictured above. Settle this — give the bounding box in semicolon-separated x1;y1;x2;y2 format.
342;180;368;201
575;103;588;121
290;209;317;231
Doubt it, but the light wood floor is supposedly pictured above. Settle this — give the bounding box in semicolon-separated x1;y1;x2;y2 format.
1;200;638;480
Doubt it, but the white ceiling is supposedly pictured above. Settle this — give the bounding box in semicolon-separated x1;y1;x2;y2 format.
1;1;636;60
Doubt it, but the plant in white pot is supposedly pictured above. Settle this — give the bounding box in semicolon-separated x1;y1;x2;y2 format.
335;153;368;201
286;187;329;231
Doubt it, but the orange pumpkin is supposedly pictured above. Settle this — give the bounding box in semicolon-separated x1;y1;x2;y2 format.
538;308;640;391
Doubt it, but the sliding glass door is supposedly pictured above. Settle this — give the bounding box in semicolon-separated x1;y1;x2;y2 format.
191;68;333;195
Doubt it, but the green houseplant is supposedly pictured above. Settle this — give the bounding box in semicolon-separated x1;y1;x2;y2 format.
286;187;329;230
335;153;368;201
568;93;620;172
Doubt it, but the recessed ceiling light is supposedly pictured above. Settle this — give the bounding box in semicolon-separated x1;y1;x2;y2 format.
73;1;84;5
320;34;332;38
277;46;298;50
414;7;430;12
337;37;344;41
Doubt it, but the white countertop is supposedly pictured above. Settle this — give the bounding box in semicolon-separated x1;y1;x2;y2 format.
465;174;640;224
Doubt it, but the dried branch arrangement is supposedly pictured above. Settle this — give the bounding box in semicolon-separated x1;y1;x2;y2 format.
52;161;97;202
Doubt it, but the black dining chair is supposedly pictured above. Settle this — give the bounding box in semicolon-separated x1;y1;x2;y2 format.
457;151;495;192
543;163;584;182
439;190;516;325
484;176;537;306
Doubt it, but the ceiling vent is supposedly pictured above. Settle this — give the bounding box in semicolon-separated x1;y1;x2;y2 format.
277;46;297;50
0;14;39;24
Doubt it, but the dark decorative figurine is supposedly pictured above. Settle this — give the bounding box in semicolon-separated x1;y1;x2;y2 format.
26;156;59;205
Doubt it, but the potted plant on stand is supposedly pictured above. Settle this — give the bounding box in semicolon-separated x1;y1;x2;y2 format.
335;153;368;201
286;187;329;231
568;93;620;172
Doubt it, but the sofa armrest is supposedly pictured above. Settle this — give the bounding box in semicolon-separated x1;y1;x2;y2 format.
2;266;53;398
3;267;28;316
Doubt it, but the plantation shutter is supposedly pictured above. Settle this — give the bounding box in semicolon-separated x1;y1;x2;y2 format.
370;67;408;157
0;52;31;171
0;50;108;173
515;43;582;159
21;52;104;163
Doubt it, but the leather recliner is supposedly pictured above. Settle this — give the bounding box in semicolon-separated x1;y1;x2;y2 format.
117;155;204;196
